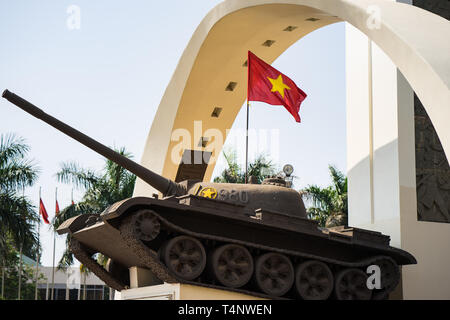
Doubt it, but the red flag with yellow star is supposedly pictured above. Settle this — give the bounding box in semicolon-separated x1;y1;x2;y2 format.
247;51;307;122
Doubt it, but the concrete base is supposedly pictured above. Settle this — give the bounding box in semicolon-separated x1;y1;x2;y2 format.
129;266;163;289
116;283;267;300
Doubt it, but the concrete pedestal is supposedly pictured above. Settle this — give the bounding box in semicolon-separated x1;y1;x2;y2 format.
114;266;267;300
115;283;267;300
346;14;450;299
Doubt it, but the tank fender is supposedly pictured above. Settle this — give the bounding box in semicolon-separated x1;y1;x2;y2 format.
56;214;99;235
100;197;161;221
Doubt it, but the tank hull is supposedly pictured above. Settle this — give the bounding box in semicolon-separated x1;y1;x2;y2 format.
58;196;416;300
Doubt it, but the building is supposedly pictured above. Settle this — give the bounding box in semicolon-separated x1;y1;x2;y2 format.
35;266;110;300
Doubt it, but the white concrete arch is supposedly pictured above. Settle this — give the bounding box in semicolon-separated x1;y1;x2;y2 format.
134;0;449;198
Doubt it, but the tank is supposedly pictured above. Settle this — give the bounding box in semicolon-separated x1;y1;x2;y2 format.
3;89;416;300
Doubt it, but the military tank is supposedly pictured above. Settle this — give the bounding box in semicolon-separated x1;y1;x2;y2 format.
3;89;416;300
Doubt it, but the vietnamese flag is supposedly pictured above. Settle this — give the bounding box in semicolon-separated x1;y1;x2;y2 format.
247;51;307;122
39;198;50;224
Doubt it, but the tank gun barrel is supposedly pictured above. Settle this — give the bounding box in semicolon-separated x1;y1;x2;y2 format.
2;89;184;196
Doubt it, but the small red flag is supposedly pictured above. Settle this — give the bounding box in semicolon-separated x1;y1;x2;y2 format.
247;51;307;122
55;199;60;216
39;198;50;224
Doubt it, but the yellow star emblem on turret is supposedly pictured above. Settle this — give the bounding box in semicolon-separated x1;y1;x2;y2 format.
199;187;217;199
267;75;291;99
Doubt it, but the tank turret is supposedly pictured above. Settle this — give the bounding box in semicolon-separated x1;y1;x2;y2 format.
3;90;416;300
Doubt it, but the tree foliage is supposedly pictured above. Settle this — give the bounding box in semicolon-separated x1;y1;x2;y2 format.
0;134;40;257
213;148;277;184
0;239;45;300
301;165;348;228
0;133;41;299
53;147;136;270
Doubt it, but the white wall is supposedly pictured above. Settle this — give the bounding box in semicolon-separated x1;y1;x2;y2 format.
346;14;450;298
346;21;405;247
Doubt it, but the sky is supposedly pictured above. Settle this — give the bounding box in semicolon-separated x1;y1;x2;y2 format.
0;0;346;267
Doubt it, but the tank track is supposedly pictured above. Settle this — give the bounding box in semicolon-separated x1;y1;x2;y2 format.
70;238;127;291
72;209;399;300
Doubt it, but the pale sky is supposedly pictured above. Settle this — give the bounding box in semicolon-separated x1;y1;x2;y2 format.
0;1;346;267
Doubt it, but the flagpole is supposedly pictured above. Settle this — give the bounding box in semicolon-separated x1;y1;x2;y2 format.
34;224;40;299
35;187;41;300
51;187;57;300
245;100;249;184
18;187;25;300
1;260;4;299
1;258;4;299
246;51;250;184
18;243;22;300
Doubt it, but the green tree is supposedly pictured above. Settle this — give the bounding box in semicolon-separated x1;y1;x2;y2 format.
0;133;41;299
52;147;136;269
213;148;277;184
0;239;45;300
301;165;348;228
0;134;40;256
79;263;90;300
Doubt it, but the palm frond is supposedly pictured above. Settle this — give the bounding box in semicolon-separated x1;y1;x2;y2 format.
0;160;40;190
0;134;30;167
302;185;334;211
0;133;39;192
54;147;136;269
328;165;346;195
57;235;74;271
300;165;348;228
0;133;40;267
0;192;38;253
214;148;276;184
56;161;99;190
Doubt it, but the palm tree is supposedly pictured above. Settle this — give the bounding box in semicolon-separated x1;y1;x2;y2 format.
52;147;136;270
0;133;39;266
301;165;348;228
213;148;277;184
0;133;40;299
79;263;90;300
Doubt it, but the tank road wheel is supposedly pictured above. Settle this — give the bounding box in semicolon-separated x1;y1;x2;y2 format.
370;257;400;300
376;258;400;291
295;260;334;300
131;209;160;241
255;253;294;297
163;236;206;281
335;268;372;300
211;244;254;288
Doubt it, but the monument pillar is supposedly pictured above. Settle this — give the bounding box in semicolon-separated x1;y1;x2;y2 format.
346;8;450;298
